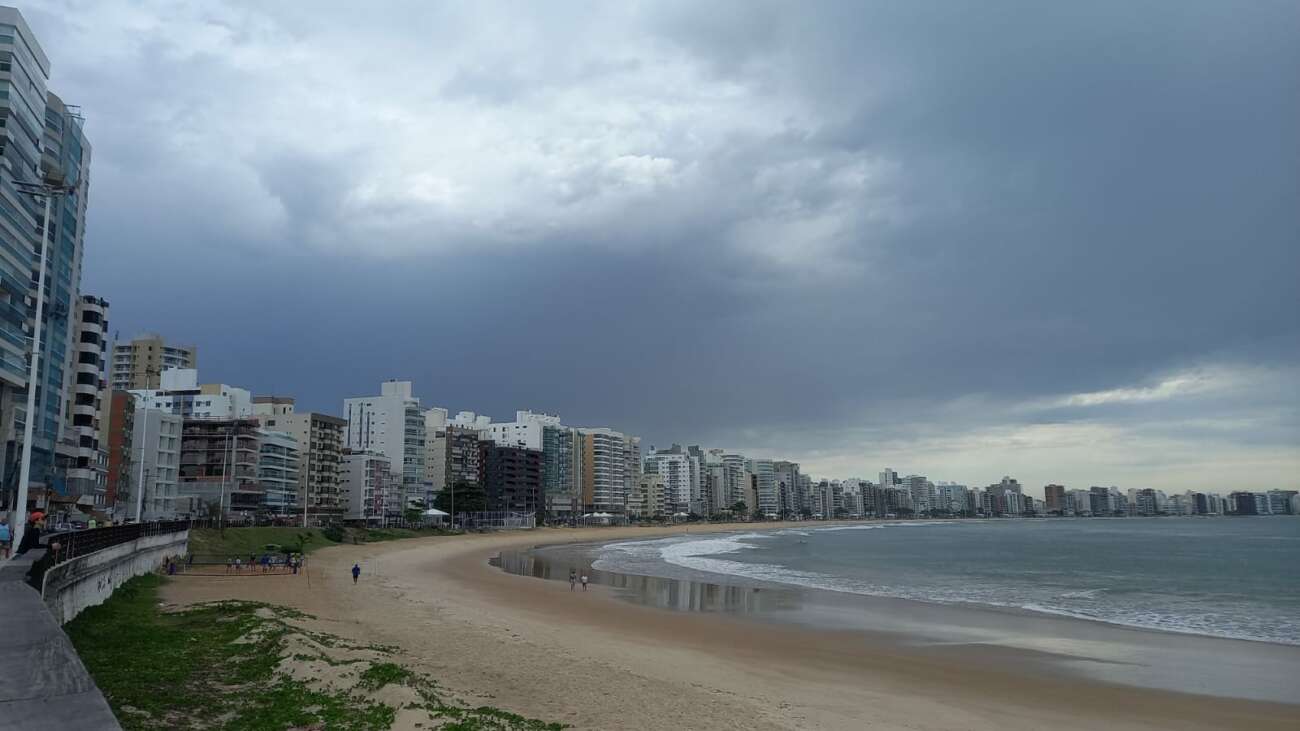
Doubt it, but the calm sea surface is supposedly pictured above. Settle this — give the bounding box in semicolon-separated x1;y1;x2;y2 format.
503;518;1300;646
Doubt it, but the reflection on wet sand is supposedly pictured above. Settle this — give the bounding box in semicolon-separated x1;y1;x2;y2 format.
493;548;805;615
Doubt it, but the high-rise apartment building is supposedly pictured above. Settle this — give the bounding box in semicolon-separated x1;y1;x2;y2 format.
478;442;542;514
256;430;300;517
750;459;777;517
344;380;425;506
129;409;182;520
65;294;109;504
110;333;197;390
177;418;261;518
773;460;802;517
644;448;693;514
253;397;346;523
580;428;629;514
100;390;133;514
0;8;95;515
542;424;580;516
1044;484;1066;514
341;449;390;524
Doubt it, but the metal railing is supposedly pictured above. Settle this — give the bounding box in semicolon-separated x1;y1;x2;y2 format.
42;520;196;563
25;519;203;592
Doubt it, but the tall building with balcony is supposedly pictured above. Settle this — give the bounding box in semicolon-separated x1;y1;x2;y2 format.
100;389;133;513
773;460;802;517
110;333;196;390
1044;484;1067;514
128;408;181;520
478;442;542;514
253;397;345;524
644;448;693;514
0;8;95;515
256;429;299;517
580;427;629;514
341;449;390;524
344;380;425;506
64;294;108;504
750;459;777;517
541;424;580;517
178;418;261;518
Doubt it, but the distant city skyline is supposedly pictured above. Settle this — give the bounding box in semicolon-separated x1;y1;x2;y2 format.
15;2;1295;496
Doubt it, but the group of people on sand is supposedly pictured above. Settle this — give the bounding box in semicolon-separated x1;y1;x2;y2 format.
224;552;304;574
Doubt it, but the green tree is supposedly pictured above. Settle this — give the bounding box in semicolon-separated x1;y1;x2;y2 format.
731;501;748;515
434;480;488;514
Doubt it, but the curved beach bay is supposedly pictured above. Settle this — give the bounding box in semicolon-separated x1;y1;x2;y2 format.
166;522;1299;730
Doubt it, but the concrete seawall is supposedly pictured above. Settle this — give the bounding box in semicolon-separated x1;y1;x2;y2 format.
42;529;189;625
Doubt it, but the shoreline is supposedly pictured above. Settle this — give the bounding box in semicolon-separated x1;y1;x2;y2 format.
163;523;1300;730
511;524;1300;651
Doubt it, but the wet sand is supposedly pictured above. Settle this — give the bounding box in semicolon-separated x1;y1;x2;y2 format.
163;524;1300;731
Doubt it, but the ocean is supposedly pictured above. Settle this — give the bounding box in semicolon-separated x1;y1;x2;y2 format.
505;517;1300;646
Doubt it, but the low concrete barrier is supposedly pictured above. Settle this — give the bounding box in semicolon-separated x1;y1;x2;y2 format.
0;551;121;731
41;529;189;625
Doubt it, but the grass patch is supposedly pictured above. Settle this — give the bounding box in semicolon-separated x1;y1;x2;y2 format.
362;527;453;543
190;526;453;561
66;576;563;731
188;527;340;559
357;662;412;690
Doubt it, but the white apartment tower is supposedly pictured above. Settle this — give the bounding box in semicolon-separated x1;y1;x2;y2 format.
344;380;426;505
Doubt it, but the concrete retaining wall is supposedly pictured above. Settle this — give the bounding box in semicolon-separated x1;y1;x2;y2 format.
41;530;189;625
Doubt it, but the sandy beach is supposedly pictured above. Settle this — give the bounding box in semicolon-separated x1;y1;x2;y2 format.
163;524;1300;731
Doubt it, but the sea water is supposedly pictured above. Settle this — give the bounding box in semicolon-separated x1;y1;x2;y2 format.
587;517;1300;646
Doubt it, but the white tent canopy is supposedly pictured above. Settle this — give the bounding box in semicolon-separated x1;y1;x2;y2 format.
422;508;450;517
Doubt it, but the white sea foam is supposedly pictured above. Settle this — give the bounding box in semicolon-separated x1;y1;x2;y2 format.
615;528;1300;647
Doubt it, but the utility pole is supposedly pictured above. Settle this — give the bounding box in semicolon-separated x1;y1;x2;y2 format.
134;408;151;522
218;429;229;536
11;176;75;552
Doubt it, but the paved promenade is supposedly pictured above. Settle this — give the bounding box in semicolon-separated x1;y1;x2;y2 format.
0;549;120;731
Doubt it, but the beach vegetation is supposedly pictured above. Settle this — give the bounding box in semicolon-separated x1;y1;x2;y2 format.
66;575;565;731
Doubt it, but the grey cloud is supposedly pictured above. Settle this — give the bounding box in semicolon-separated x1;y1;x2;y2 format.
24;0;1297;491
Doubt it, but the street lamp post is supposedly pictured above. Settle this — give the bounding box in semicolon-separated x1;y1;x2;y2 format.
11;176;76;552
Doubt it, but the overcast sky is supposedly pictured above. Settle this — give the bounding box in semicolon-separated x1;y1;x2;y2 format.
24;1;1299;494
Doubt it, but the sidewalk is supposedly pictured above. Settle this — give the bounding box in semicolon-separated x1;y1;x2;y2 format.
0;549;121;730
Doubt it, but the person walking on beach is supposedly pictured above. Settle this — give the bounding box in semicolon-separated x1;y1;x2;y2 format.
351;563;361;584
580;573;589;591
569;568;577;591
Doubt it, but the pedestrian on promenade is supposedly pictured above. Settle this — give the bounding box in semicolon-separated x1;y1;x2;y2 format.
15;517;39;555
261;554;270;573
0;520;10;559
226;557;233;574
351;563;361;584
234;557;242;573
580;573;589;591
167;559;176;576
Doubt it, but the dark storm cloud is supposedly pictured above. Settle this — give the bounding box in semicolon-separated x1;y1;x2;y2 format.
23;0;1300;490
